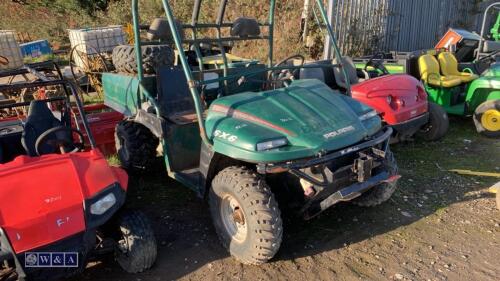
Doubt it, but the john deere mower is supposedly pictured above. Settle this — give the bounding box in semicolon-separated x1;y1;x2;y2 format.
418;51;500;137
103;0;401;265
0;79;156;280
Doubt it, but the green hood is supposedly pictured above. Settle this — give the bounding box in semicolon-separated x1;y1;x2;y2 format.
205;79;381;162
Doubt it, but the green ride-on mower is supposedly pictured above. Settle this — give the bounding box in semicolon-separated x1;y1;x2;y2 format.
418;51;500;137
103;0;401;265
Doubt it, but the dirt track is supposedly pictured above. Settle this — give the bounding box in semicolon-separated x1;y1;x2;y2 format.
77;120;499;281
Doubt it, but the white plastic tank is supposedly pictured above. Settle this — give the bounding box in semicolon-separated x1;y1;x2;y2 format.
0;30;24;71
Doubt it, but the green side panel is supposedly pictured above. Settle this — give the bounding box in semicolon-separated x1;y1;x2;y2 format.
163;122;201;172
466;76;500;113
102;73;157;116
205;79;382;163
425;86;465;115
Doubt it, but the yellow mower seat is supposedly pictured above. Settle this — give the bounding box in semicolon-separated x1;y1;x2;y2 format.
438;52;479;83
418;54;462;88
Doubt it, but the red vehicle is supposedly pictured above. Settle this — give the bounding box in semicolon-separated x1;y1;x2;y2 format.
301;53;449;142
79;104;123;156
0;80;156;280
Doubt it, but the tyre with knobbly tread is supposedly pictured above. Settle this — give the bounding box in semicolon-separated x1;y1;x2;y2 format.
417;102;449;141
209;166;283;265
115;210;157;273
473;99;500;138
352;149;399;207
115;120;158;170
112;44;174;74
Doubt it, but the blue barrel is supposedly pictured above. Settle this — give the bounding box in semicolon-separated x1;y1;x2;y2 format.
19;40;53;59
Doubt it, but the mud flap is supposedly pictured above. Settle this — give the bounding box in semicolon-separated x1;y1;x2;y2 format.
134;109;164;139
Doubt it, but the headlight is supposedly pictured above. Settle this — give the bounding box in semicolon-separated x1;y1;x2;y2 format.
256;138;288;151
90;193;116;215
359;110;378;121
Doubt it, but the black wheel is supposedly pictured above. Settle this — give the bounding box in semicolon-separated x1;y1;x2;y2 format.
115;210;157;273
417;102;449;141
352;149;399;207
112;44;174;74
115;120;158;170
209;166;283;265
473;99;500;138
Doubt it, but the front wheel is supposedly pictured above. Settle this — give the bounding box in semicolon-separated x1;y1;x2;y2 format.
209;166;283;265
473;100;500;138
417;102;449;141
115;210;157;273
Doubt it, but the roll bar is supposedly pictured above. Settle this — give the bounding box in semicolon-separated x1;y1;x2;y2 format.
477;2;500;61
0;79;97;148
130;0;349;148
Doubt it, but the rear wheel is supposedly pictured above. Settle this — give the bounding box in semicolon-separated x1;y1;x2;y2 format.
473;100;500;138
352;149;399;207
115;210;157;273
417;102;449;141
209;166;283;265
115;120;158;170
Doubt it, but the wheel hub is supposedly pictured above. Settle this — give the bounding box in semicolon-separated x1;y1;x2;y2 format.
481;109;500;131
220;194;247;243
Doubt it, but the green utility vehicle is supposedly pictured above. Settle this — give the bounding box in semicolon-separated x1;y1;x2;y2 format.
103;0;400;264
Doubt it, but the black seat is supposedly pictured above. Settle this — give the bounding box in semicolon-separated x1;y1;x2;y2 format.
21;100;63;156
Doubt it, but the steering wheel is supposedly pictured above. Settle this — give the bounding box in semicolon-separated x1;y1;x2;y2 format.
478;50;500;64
270;54;305;84
365;52;389;75
35;126;85;156
0;56;8;66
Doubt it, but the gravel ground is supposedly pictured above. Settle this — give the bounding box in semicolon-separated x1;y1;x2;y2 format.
75;119;499;281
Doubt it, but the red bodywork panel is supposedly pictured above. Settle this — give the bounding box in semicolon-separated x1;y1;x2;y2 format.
0;149;127;253
76;104;123;156
351;74;428;125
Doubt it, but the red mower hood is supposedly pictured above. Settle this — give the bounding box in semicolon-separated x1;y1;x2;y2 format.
351;74;428;125
351;74;423;98
0;149;127;253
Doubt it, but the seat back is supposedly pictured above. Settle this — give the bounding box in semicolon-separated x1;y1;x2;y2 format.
21;100;62;156
438;52;460;76
332;56;359;89
418;54;441;83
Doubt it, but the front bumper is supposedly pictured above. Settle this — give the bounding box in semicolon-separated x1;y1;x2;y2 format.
257;126;393;173
257;127;398;219
391;112;429;137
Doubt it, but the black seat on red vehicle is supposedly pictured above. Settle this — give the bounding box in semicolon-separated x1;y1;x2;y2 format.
21;100;63;156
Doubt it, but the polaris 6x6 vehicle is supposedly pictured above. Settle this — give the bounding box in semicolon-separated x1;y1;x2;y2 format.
0;79;156;280
104;0;400;264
